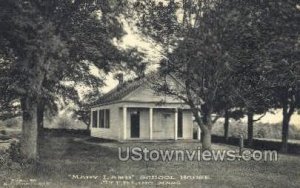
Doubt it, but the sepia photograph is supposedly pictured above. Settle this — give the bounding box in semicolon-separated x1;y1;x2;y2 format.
0;0;299;187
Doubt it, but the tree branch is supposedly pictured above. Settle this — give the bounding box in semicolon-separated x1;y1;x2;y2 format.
253;112;266;122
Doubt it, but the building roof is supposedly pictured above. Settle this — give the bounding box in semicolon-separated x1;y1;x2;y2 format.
91;72;158;106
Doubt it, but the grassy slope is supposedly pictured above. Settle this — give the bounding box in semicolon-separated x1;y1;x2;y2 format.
1;134;299;188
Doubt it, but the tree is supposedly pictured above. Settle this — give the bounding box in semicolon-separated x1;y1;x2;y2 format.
222;109;244;142
255;0;300;152
206;0;299;149
0;58;20;120
216;0;270;147
141;0;271;149
218;0;299;150
133;0;299;151
132;0;226;150
0;0;137;161
155;25;232;150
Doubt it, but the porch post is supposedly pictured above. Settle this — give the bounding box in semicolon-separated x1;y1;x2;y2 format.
123;106;127;140
149;108;153;140
174;108;178;140
97;110;100;128
197;127;201;141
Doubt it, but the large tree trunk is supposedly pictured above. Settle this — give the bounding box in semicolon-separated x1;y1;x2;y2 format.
37;101;45;139
201;109;213;150
202;128;212;150
281;103;294;153
37;100;45;157
192;108;212;150
281;115;290;153
224;110;229;142
21;97;38;161
247;112;254;147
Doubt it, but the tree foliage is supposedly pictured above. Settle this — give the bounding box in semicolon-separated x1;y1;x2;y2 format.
0;0;145;160
135;0;300;151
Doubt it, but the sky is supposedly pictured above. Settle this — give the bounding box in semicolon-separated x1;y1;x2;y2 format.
248;110;300;127
101;18;163;93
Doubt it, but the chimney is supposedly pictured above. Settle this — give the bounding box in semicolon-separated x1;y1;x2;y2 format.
115;73;124;86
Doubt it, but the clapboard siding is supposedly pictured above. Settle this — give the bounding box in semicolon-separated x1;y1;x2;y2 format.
182;110;193;139
91;104;120;140
152;109;175;139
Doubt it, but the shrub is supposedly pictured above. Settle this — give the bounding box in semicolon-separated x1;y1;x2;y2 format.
56;116;74;129
45;113;88;130
0;130;6;135
0;141;23;170
8;141;22;163
1;117;22;128
257;128;266;138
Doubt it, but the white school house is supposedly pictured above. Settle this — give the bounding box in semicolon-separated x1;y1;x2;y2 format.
89;74;195;141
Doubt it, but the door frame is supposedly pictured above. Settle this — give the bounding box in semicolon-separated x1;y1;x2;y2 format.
177;109;183;138
130;110;140;138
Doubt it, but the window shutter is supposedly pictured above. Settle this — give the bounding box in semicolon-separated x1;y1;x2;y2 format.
105;109;110;128
92;111;97;128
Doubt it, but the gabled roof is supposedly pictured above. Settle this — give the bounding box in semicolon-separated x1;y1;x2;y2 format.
91;72;158;106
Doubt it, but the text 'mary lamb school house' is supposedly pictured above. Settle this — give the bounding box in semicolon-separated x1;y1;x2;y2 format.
89;73;194;141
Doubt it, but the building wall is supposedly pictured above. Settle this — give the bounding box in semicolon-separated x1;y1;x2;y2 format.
182;110;194;139
153;109;176;139
90;104;120;140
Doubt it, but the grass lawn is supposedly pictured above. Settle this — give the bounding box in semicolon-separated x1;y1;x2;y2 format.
1;134;300;188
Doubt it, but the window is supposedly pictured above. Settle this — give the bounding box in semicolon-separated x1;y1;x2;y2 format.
178;109;183;138
92;111;97;128
99;110;104;128
98;109;110;128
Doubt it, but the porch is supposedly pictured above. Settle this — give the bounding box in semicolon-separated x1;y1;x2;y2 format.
121;105;197;141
